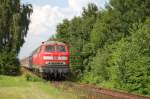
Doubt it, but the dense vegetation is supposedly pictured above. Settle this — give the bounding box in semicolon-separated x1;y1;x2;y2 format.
55;0;150;95
0;1;32;75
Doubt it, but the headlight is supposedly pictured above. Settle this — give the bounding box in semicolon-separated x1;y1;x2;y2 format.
58;56;67;60
43;56;53;60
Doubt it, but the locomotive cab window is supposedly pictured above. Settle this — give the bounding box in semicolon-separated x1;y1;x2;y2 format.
56;45;66;52
45;45;55;52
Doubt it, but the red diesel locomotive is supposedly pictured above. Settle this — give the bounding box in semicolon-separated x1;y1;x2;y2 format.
22;41;70;78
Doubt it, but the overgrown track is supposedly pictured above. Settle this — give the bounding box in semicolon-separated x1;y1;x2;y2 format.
51;81;150;99
22;67;150;99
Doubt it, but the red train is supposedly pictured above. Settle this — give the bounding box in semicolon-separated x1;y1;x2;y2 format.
22;41;70;78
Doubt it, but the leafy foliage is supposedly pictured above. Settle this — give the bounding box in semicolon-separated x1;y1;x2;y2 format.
0;1;32;75
55;1;150;95
111;20;150;94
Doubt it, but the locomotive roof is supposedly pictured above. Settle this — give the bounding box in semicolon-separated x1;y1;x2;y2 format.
42;41;66;45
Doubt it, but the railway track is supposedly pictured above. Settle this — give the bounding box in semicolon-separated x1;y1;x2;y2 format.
22;67;150;99
51;81;150;99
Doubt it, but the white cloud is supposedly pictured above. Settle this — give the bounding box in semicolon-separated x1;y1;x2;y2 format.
68;0;86;11
19;0;108;59
68;0;108;11
28;5;77;36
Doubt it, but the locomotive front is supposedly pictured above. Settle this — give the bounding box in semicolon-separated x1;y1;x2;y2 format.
32;41;70;76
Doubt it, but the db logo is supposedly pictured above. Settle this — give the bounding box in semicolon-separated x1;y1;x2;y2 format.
53;56;57;60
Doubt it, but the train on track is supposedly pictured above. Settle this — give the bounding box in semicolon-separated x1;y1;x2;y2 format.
21;41;70;79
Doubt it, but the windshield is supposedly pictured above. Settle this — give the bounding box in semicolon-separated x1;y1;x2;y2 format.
45;45;66;52
45;45;55;52
56;45;66;52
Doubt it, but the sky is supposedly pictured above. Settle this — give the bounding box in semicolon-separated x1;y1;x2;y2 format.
19;0;108;59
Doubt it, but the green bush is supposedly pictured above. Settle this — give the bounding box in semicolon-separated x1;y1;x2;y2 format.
111;20;150;94
0;52;20;75
25;73;42;82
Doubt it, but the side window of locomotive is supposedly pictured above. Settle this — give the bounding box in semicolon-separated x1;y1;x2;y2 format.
56;45;66;52
45;45;55;52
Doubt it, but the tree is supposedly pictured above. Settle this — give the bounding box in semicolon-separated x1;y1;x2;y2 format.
56;19;70;43
0;1;32;75
111;19;150;94
55;1;150;95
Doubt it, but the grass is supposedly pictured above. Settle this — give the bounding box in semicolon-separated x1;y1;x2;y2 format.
0;74;79;99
